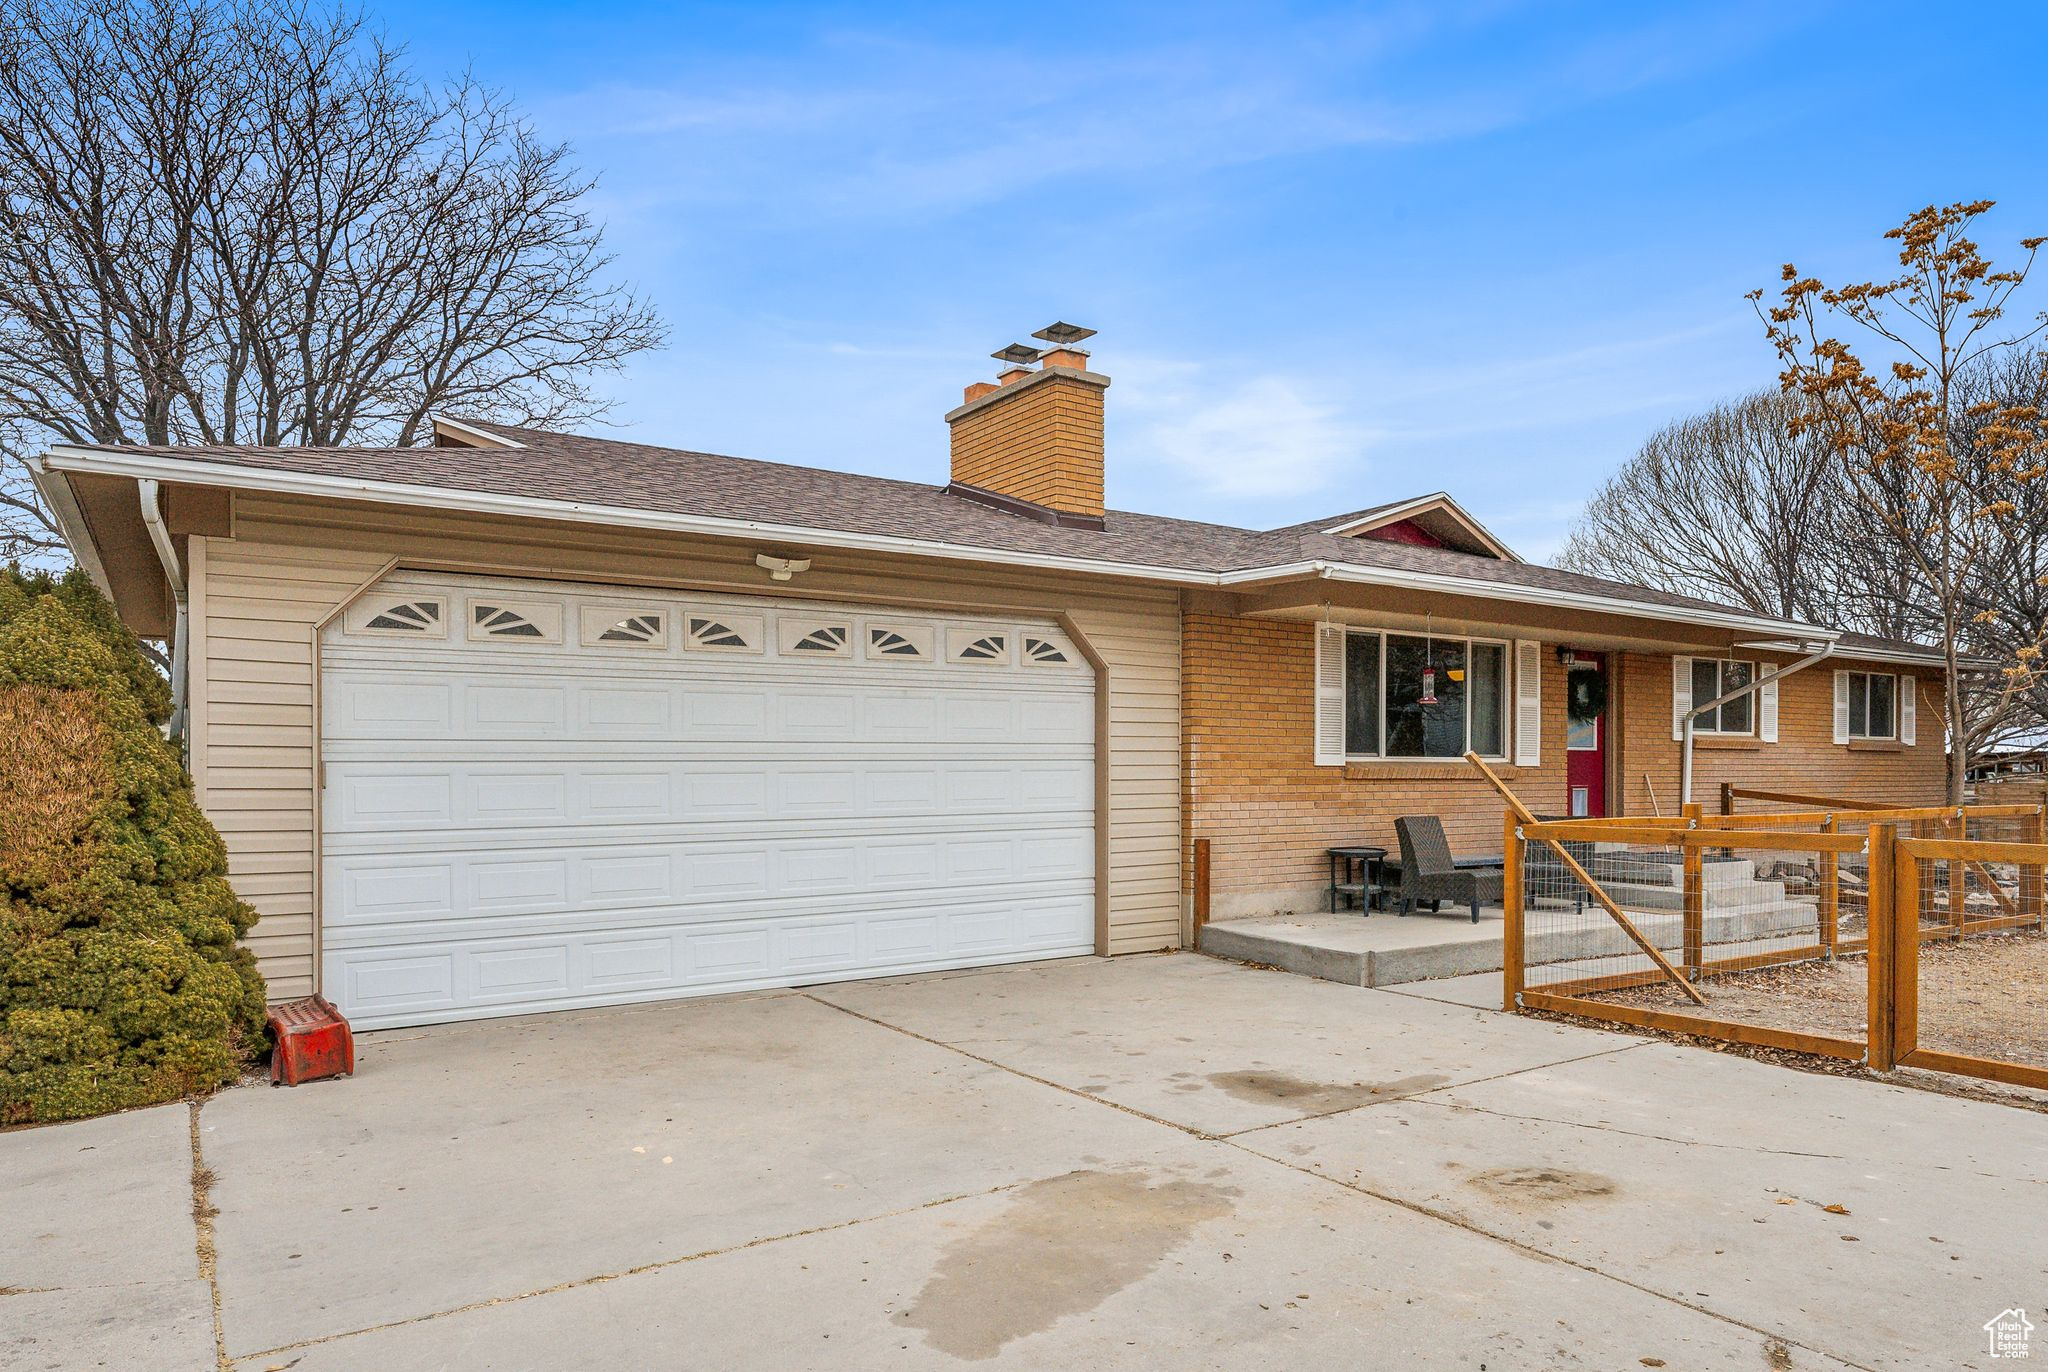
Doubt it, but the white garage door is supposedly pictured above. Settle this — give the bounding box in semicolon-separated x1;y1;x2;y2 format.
320;572;1096;1028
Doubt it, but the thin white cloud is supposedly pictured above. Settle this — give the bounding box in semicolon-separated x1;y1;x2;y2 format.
1117;361;1373;498
537;5;1791;225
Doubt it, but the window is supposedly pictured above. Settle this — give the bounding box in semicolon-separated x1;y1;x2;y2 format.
1342;630;1509;760
685;613;763;653
865;625;932;660
467;601;562;643
777;619;852;657
580;606;667;648
1689;658;1754;735
1022;635;1071;665
354;598;443;635
947;630;1010;664
1847;671;1897;740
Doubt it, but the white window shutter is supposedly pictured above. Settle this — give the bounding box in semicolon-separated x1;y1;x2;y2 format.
1514;639;1542;766
1759;676;1779;743
1832;670;1851;744
1899;676;1916;745
1671;656;1691;741
1313;622;1347;766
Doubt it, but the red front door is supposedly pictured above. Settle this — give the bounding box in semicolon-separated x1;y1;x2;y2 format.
1565;652;1608;818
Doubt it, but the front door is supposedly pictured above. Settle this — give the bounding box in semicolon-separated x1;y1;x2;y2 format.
1565;652;1608;818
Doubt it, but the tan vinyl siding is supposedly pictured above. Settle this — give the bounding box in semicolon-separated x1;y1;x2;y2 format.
198;494;1183;999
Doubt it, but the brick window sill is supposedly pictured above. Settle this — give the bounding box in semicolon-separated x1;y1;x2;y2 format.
1343;761;1520;782
1847;739;1908;753
1693;736;1763;751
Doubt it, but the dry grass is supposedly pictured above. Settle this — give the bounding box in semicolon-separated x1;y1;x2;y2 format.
1590;929;2048;1067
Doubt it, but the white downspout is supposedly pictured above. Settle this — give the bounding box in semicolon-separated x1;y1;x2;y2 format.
137;479;189;743
1681;642;1835;806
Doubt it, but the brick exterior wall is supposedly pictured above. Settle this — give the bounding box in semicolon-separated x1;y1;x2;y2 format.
948;369;1107;516
1609;650;1947;815
1183;612;1949;917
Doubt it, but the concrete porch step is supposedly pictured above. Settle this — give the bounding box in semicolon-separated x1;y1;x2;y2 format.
1198;911;1507;988
1198;895;1824;990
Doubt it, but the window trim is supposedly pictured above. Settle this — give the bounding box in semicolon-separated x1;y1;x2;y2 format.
1845;670;1899;741
1689;657;1757;737
1341;627;1512;763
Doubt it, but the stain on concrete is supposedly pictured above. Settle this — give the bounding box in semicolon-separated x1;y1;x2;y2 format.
896;1169;1237;1360
1205;1069;1450;1113
1468;1166;1618;1204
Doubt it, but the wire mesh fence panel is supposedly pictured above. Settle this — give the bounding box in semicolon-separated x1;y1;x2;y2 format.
1898;840;2048;1090
1512;822;1871;1058
1519;834;1690;997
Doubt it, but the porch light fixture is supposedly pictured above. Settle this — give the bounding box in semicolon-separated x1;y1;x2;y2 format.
755;553;812;582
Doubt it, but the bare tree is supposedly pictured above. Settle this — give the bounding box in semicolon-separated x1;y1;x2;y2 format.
1563;356;2048;777
1558;390;1851;626
0;422;63;563
1755;200;2047;801
0;0;664;553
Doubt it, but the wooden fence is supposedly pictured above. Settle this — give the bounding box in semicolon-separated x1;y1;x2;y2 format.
1500;797;2048;1090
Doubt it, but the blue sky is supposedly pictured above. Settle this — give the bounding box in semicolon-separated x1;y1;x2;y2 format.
399;1;2048;561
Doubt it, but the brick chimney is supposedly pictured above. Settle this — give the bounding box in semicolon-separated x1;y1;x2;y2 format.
945;324;1109;529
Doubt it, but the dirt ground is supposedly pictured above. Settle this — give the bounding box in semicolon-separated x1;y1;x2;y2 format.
1589;929;2048;1069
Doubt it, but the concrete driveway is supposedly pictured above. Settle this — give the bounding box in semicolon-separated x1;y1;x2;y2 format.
5;953;2043;1369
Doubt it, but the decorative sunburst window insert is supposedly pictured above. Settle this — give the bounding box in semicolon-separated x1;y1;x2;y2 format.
684;612;764;654
346;596;447;637
777;618;853;658
467;600;562;643
864;623;934;661
579;605;668;649
1022;634;1073;666
946;629;1011;665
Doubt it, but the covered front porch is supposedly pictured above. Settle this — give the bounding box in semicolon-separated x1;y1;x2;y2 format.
1197;845;1813;989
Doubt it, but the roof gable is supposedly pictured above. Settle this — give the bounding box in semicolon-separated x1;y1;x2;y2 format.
1316;493;1518;561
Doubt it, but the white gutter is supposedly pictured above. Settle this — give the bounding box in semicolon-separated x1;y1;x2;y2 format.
1680;641;1835;806
1249;559;1829;641
38;446;1835;644
135;479;188;743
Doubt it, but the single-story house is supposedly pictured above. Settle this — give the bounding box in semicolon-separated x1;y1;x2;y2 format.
30;328;1950;1027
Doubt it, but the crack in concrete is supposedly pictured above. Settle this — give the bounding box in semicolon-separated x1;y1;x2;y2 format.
802;992;1222;1138
230;1177;1036;1365
1216;1040;1655;1138
1217;1135;1879;1372
189;1101;230;1372
1397;1097;1852;1159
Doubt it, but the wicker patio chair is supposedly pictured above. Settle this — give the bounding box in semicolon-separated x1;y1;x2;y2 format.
1392;815;1504;924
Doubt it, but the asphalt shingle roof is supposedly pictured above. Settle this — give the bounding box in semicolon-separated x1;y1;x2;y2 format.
88;419;1894;638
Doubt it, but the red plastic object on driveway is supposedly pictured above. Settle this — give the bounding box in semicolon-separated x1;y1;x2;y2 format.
267;995;355;1086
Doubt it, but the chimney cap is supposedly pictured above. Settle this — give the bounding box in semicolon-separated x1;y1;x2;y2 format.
1032;321;1096;346
991;342;1044;366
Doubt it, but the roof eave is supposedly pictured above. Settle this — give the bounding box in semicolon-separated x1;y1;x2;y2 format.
22;455;114;599
1262;559;1831;642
